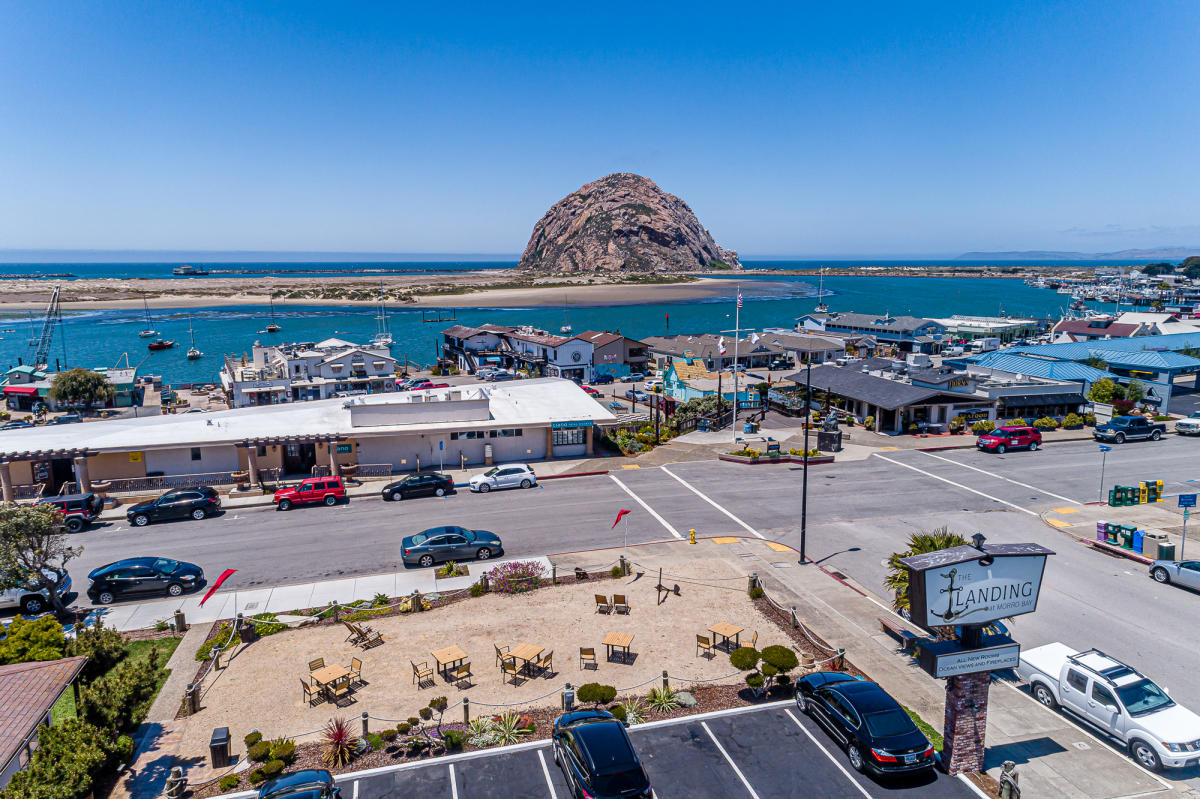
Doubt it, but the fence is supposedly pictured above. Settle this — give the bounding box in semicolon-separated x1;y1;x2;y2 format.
60;467;284;495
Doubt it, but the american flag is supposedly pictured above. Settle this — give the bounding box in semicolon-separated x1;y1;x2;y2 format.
737;291;743;308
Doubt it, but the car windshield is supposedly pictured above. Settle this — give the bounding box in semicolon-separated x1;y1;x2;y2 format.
151;558;180;573
592;769;648;794
463;530;477;542
863;708;916;738
1116;679;1174;716
483;468;499;477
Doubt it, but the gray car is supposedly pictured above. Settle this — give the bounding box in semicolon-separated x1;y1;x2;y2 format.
401;525;503;567
1150;560;1200;591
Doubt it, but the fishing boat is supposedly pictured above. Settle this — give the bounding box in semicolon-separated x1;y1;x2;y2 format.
148;338;176;351
560;295;572;335
138;297;158;338
173;264;209;276
186;315;203;360
370;280;393;347
814;268;829;313
265;297;281;333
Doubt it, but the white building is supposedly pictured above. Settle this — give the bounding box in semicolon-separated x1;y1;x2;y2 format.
505;327;594;383
220;338;398;408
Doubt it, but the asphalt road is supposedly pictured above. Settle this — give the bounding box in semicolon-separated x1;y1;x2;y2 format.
67;436;1200;715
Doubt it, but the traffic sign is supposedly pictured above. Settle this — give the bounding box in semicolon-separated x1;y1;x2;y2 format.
438;440;444;451
1098;445;1112;453
1185;509;1191;521
1179;494;1197;508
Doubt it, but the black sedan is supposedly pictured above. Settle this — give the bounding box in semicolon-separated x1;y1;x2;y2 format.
126;487;220;526
795;672;936;776
401;525;503;568
552;709;652;799
87;557;205;605
380;472;455;501
258;769;340;799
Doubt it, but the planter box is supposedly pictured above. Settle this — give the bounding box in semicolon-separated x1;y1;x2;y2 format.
718;454;836;466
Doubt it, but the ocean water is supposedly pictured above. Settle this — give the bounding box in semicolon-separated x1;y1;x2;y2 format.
0;273;1106;385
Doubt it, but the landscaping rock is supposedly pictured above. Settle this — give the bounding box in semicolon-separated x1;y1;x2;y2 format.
674;691;698;708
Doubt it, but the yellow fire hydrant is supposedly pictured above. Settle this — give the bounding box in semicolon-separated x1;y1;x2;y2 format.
689;529;697;545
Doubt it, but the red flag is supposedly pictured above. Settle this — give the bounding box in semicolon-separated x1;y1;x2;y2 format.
611;509;631;529
199;568;238;606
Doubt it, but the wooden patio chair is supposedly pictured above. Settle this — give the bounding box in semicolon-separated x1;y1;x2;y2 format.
579;647;597;670
412;660;434;688
452;661;473;687
612;594;630;614
696;635;715;659
342;620;365;644
348;657;363;686
328;679;353;707
594;594;612;614
501;659;525;685
301;677;321;706
308;657;325;673
750;631;758;649
494;643;514;667
534;650;554;677
360;628;384;649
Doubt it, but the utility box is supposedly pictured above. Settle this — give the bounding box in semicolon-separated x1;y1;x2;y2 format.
209;727;231;768
1096;521;1107;542
1120;524;1137;549
1141;531;1168;556
1157;540;1176;561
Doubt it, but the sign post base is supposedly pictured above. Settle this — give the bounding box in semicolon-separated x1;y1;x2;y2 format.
943;672;990;775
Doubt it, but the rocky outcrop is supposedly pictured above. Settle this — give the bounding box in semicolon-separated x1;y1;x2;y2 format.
519;173;740;273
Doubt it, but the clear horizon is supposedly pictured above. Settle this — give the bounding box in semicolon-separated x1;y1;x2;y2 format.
3;2;1197;256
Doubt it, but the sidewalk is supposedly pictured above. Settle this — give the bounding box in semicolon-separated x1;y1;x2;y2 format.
1041;499;1195;563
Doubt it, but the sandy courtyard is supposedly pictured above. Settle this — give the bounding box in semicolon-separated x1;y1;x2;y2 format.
179;558;774;759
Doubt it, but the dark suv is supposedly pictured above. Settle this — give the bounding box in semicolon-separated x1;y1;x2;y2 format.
381;472;455;501
257;769;340;799
36;493;104;532
126;487;221;526
552;709;652;798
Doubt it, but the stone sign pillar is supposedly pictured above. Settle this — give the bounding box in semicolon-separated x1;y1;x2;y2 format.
245;446;262;490
585;425;594;456
73;456;92;494
328;442;340;477
942;672;990;774
0;461;13;503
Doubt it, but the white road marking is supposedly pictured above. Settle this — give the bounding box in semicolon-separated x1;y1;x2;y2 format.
957;773;992;799
537;749;558;799
916;451;1083;504
609;475;683;539
352;778;359;799
660;466;765;538
449;763;458;799
784;709;874;798
700;721;761;799
871;453;1037;516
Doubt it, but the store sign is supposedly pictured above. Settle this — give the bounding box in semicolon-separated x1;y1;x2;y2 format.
551;420;593;430
918;637;1021;678
336;444;352;454
902;543;1053;629
128;452;143;463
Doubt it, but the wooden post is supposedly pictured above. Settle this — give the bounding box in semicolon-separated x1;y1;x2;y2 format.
332;600;340;622
790;606;798;628
619;555;628;576
551;562;557;585
662;670;669;690
361;712;369;736
463;697;470;724
747;573;758;596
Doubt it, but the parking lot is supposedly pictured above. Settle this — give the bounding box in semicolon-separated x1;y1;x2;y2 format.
335;704;983;799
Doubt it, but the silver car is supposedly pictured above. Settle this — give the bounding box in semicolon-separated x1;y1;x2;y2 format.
1150;560;1200;590
469;463;537;493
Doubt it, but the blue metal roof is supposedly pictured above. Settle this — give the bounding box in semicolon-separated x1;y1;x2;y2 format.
1084;348;1200;370
969;352;1116;383
1010;330;1200;358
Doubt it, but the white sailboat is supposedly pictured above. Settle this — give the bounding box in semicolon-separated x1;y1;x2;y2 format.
138;296;158;337
265;297;281;333
186;315;203;360
371;281;393;347
560;294;572;335
814;268;829;313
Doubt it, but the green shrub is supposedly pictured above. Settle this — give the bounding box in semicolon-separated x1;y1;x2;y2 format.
440;728;468;751
1154;415;1170;422
0;615;66;664
244;731;263;748
863;415;875;431
79;646;164;732
194;622;240;662
344;607;390;622
610;565;623;579
248;741;271;762
577;683;617;706
381;728;398;741
745;673;765;690
219;774;241;791
268;738;296;765
396;722;411;734
407;717;420;727
1063;412;1084;428
1085;412;1097;426
1006;418;1028;427
113;734;135;765
1;719;117;799
261;759;285;779
749;585;764;600
251;613;287;636
67;619;127;680
1033;416;1059;430
948;416;965;432
419;707;433;721
971;419;995;435
372;592;390;606
365;732;384;750
609;703;627;722
729;646;760;671
469;581;487;598
647;685;681;712
248;768;267;785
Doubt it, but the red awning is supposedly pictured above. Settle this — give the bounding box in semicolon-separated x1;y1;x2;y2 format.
2;385;38;396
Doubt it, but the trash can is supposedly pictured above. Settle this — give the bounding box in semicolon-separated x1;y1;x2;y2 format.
1157;540;1176;561
1096;521;1108;542
1142;531;1168;555
1133;530;1144;553
209;726;231;768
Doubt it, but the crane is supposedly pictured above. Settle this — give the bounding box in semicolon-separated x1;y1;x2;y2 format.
29;284;61;370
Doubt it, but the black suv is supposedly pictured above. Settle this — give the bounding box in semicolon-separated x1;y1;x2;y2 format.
126;486;220;526
36;493;104;532
380;473;455;501
796;672;936;776
552;709;652;798
257;769;340;799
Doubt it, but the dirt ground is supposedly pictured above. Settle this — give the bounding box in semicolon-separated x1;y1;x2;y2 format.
177;557;773;762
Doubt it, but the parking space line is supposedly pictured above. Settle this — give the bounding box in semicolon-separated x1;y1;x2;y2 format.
783;709;874;799
871;454;1038;516
449;763;457;799
916;451;1083;505
537;749;558;799
957;773;992;799
700;721;761;799
609;475;684;539
352;778;359;799
660;467;765;539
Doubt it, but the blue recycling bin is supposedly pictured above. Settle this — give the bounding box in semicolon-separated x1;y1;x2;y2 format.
1133;530;1144;554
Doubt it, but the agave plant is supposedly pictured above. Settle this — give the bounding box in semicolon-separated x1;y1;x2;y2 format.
321;717;360;767
491;711;530;745
646;685;681;713
617;698;645;725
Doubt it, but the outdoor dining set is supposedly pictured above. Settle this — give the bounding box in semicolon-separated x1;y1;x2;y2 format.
301;655;363;707
696;623;755;659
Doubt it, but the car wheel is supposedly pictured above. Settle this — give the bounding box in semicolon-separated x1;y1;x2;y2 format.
1152;567;1171;584
796;694;811;714
520;479;532;489
190;508;207;520
97;591;115;605
65;517;85;533
1029;441;1038;451
476;547;492;561
1115;433;1125;444
324;495;337;506
1033;683;1058;710
166;582;183;597
1150;430;1161;441
1130;739;1162;772
996;444;1006;454
478;483;491;493
847;744;866;773
383;491;395;501
435;487;445;497
278;499;292;511
20;595;45;615
132;514;150;527
419;555;435;568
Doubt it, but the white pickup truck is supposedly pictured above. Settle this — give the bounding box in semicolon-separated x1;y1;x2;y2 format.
1017;642;1200;771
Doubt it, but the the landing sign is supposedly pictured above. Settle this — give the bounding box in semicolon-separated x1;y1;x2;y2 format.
901;543;1055;630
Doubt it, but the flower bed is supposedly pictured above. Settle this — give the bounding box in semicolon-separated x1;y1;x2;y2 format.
719;452;835;466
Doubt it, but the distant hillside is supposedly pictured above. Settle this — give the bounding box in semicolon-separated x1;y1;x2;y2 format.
957;247;1200;261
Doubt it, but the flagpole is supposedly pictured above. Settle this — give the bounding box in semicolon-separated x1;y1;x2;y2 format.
732;284;740;441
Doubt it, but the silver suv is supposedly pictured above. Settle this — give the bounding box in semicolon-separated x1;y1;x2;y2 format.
469;464;538;493
0;570;72;615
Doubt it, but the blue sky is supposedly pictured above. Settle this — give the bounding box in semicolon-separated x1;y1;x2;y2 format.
1;1;1197;258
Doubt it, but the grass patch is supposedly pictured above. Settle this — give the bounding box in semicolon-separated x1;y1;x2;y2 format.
903;705;943;751
50;684;77;724
51;637;182;726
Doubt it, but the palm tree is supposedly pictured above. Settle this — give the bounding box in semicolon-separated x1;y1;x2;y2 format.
884;526;968;640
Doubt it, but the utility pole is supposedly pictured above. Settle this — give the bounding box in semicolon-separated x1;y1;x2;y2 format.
800;359;812;565
721;286;751;441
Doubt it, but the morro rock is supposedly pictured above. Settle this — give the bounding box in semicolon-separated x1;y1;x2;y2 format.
518;173;740;273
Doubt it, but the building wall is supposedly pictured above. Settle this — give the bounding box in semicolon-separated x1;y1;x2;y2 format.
89;452;148;481
144;445;239;475
355;429;547;471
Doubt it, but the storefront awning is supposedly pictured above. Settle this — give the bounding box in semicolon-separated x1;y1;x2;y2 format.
1000;393;1084;407
2;385;38;396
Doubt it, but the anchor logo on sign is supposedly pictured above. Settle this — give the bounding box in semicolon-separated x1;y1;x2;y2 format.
937;568;967;623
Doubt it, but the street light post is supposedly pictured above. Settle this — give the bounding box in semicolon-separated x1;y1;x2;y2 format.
1097;444;1111;504
800;360;812;565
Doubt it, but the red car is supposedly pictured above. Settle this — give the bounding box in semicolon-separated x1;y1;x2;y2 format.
581;386;602;397
977;425;1042;454
273;476;347;510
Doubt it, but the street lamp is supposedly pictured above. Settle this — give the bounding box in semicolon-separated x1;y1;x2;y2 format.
800;360;812;565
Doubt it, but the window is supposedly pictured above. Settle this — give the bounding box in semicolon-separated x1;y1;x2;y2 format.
256;445;267;457
1091;684;1119;709
552;428;586;446
450;431;486;440
1066;669;1088;693
190;447;202;461
489;428;522;438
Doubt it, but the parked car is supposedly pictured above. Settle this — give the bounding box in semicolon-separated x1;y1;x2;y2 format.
590;374;615;385
769;359;793;370
475;368;498;380
125;487;221;526
399;377;433;390
976;425;1042;454
624;389;650;403
0;569;72;615
581;386;602;397
257;770;340;799
469;463;537;493
487;370;514;382
643;379;663;392
86;557;204;604
1017;642;1200;771
1094;416;1166;444
401;525;503;567
50;413;82;424
552;709;652;799
1149;559;1200;591
0;420;33;430
621;372;646;383
273;476;346;510
380;472;455;501
1175;412;1200;436
35;492;104;532
795;672;936;775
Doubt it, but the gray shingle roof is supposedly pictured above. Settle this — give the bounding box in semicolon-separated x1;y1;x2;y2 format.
784;364;990;410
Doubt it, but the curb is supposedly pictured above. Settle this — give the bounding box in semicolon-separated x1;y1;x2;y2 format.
537;470;610;480
1083;538;1154;565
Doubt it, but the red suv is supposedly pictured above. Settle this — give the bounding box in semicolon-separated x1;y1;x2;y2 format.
977;425;1042;454
273;476;347;510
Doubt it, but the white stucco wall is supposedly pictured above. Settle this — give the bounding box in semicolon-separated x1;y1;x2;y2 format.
144;445;239;474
